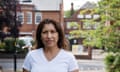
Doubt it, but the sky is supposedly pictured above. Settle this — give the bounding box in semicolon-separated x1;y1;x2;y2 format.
63;0;100;11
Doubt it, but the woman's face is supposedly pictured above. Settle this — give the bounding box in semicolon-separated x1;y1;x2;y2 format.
41;23;59;48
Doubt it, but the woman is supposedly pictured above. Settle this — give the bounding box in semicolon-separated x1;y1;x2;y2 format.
23;19;79;72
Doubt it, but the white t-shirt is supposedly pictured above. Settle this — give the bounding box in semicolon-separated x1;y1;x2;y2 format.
23;48;79;72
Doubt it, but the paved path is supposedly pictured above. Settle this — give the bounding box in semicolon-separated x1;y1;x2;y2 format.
0;49;106;72
78;49;106;72
78;59;105;72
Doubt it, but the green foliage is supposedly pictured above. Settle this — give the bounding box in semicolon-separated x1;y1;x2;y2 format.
83;30;103;48
83;0;120;52
0;0;21;35
68;1;120;72
98;0;120;72
3;37;26;53
69;0;120;53
64;10;77;18
64;10;71;18
0;42;5;49
104;53;120;72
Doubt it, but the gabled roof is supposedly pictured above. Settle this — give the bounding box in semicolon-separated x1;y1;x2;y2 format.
19;0;62;11
80;1;97;9
71;1;97;18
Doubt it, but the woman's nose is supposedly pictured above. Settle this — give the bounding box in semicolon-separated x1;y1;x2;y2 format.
47;32;52;38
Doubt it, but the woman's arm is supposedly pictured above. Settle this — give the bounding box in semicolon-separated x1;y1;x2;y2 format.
23;68;29;72
71;69;79;72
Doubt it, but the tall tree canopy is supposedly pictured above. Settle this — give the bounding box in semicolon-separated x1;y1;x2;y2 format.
82;0;120;52
69;0;120;52
96;0;120;52
0;0;21;37
0;0;21;27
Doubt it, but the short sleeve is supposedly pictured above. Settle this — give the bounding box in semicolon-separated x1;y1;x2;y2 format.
22;52;32;71
68;54;79;71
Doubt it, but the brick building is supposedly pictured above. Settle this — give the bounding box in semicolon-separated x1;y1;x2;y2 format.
64;1;99;59
17;0;64;36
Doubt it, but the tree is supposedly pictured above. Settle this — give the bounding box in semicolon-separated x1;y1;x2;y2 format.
95;0;120;52
69;0;120;52
89;0;120;71
64;10;77;18
0;0;21;38
0;1;22;72
74;0;120;52
64;10;72;18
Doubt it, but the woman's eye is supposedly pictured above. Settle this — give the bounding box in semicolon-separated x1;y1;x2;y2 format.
51;30;57;33
42;31;47;34
42;30;57;34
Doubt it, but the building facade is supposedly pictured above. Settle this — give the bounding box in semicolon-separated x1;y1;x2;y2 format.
64;1;99;59
18;0;64;36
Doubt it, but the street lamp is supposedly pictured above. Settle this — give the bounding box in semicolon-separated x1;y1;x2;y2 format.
14;1;18;72
0;0;21;71
10;0;20;72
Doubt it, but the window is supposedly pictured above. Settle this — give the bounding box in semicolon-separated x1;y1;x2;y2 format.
83;22;91;29
66;22;78;29
85;14;92;19
22;0;32;2
72;22;78;29
66;22;71;29
77;14;84;18
93;14;100;19
93;22;99;29
26;12;32;24
83;21;99;29
17;12;24;24
66;21;79;29
35;12;42;24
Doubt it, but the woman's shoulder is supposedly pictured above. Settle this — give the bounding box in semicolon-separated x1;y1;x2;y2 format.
61;49;74;58
27;48;42;55
61;49;72;54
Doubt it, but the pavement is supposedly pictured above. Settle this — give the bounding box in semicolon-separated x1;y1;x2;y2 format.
77;49;106;72
0;49;106;72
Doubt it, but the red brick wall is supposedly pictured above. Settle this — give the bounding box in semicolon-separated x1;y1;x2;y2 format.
41;11;61;23
19;11;62;32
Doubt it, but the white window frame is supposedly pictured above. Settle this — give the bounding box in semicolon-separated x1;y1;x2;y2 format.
66;22;71;29
93;14;100;19
35;12;42;24
83;22;91;29
26;12;32;24
66;22;78;29
93;22;99;29
72;22;78;29
85;14;92;19
77;14;84;18
17;12;24;24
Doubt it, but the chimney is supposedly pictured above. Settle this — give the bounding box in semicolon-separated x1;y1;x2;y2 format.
70;2;74;16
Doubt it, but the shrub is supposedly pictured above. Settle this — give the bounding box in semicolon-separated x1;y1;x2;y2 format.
0;42;5;51
104;52;120;72
3;37;26;53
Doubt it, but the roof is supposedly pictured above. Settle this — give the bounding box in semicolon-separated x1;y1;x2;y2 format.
19;0;62;11
80;1;97;9
69;1;97;18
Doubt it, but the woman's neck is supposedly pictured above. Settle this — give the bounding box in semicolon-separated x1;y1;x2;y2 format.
44;46;60;53
43;46;60;61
